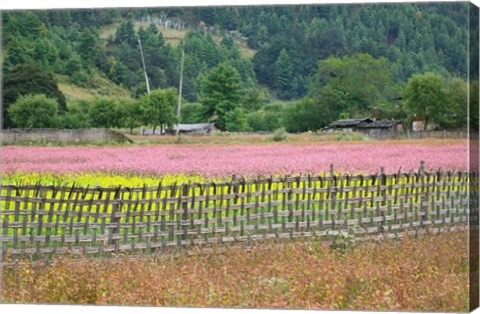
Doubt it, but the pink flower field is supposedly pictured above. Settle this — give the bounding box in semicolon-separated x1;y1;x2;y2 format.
2;142;469;177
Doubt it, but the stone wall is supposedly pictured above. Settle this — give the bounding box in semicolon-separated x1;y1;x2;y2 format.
0;128;132;145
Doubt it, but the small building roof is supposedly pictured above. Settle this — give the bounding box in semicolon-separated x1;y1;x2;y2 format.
170;123;215;132
324;118;373;129
356;119;402;129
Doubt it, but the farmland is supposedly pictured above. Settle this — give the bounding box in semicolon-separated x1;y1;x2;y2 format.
2;139;469;181
1;3;477;311
0;137;474;311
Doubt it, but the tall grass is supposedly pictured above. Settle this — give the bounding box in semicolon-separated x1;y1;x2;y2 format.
2;231;468;311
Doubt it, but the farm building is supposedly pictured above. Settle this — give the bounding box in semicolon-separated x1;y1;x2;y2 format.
323;118;403;138
323;118;373;132
167;123;217;134
141;123;216;135
354;119;403;138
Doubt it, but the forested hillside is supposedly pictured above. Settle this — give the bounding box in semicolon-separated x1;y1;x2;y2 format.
2;3;475;131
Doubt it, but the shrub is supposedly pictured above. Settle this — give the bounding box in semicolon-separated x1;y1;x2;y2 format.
7;94;61;128
272;127;288;142
70;70;91;88
181;103;205;124
64;100;90;129
225;107;250;132
246;110;264;131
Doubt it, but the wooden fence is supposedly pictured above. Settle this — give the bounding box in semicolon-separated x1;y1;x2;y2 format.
352;129;471;140
393;130;470;140
0;171;477;262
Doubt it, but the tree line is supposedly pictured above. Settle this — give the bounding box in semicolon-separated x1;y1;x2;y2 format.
7;85;178;135
2;3;477;132
5;58;476;133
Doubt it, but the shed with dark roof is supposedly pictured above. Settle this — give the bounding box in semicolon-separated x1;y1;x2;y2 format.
323;118;373;132
167;123;217;134
355;119;403;138
323;118;403;138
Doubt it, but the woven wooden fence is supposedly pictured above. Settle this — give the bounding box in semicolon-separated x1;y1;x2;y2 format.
0;171;477;262
394;130;470;140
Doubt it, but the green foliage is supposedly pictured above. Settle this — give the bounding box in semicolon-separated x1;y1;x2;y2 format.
32;38;59;68
470;80;479;131
224;107;250;132
117;98;144;134
70;71;92;88
271;127;288;142
115;19;136;46
63;100;91;129
403;72;447;129
140;88;178;133
310;53;395;122
8;94;61;128
246;111;264;131
177;31;257;102
200;63;242;130
88;97;120;128
241;87;269;111
443;77;468;128
283;98;328;133
246;107;283;132
3;64;67;128
64;54;82;76
248;3;467;96
77;28;100;67
180;103;204;124
2;12;49;70
1;5;471;133
274;49;294;100
64;97;141;131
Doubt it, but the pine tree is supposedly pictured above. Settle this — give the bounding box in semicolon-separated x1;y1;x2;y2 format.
200;63;242;130
77;28;100;66
115;19;136;46
274;49;294;100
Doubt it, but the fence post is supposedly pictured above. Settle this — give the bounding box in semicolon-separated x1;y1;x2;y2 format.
110;187;122;251
380;167;387;206
232;175;239;204
419;160;425;174
182;184;189;244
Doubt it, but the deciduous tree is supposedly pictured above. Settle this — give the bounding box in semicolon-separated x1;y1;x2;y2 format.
403;72;446;130
309;53;395;124
117;98;144;134
443;77;467;128
8;94;61;128
3;64;67;128
140;88;178;134
88;97;120;128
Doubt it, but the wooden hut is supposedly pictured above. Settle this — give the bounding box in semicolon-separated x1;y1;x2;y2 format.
354;119;403;138
323;118;373;132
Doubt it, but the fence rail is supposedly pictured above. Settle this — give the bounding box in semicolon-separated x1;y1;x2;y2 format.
1;171;477;262
393;130;470;139
353;129;471;140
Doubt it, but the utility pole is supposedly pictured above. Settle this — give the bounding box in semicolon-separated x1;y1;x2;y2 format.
176;46;185;136
138;37;150;136
138;37;150;95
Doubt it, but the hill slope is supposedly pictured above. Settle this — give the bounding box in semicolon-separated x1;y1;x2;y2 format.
1;3;472;102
